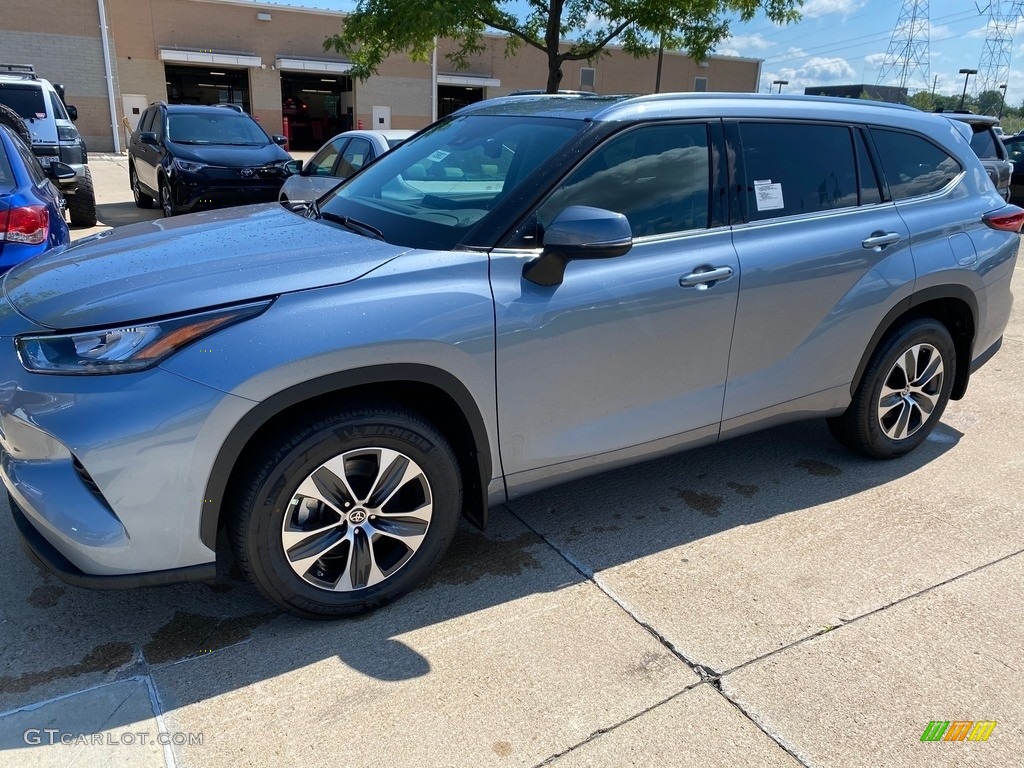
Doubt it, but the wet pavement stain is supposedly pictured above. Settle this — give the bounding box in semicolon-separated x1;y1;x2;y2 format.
426;528;542;586
674;489;724;517
796;459;843;477
493;741;514;756
0;642;133;694
727;481;759;498
628;650;670;679
591;525;621;533
143;611;278;664
26;584;65;608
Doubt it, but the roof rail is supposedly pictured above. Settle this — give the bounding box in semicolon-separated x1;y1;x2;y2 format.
149;100;168;107
0;63;37;78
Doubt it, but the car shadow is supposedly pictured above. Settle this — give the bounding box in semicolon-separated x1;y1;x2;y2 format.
93;201;162;229
0;417;962;741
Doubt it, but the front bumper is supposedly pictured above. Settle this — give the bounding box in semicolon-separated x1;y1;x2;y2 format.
172;168;288;213
0;335;256;582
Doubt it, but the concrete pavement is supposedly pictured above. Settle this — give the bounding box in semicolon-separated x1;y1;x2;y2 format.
0;155;1021;767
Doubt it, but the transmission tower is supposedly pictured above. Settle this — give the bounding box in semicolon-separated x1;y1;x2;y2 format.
976;1;1024;94
876;0;930;89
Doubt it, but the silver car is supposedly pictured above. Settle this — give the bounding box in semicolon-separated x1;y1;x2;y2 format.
278;129;414;203
0;94;1018;618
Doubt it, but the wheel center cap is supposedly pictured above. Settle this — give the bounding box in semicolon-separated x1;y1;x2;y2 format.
902;386;911;397
348;508;367;524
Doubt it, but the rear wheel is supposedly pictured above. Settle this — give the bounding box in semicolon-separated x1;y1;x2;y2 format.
160;176;175;217
130;162;154;209
828;318;955;458
229;405;462;618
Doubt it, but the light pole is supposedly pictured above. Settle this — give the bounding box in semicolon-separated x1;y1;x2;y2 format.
998;83;1008;119
773;79;789;94
958;68;977;110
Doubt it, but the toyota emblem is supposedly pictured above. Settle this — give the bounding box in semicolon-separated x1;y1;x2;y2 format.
240;168;255;178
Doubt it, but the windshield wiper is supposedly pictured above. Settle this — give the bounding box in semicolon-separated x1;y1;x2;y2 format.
304;200;383;241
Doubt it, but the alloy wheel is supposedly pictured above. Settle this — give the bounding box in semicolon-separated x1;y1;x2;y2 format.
876;343;944;440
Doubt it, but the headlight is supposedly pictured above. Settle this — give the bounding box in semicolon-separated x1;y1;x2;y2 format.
15;301;271;375
174;158;208;174
57;125;80;142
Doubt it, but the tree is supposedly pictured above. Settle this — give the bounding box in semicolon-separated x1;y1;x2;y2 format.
907;90;934;111
975;89;1003;117
325;0;802;95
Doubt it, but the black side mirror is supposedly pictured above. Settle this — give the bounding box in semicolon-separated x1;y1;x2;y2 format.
272;135;289;147
45;161;77;181
66;105;78;122
283;159;303;175
139;131;159;146
523;205;633;286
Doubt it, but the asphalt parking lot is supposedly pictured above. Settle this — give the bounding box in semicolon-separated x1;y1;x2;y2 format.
0;156;1022;768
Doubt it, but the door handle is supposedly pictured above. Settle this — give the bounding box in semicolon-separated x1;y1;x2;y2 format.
861;231;901;251
679;265;734;289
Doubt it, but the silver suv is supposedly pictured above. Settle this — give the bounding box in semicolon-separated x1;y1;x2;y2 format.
0;63;96;226
0;94;1018;617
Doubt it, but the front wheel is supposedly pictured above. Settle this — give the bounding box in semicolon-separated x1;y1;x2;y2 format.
828;318;956;459
229;406;463;618
131;163;154;209
160;177;175;217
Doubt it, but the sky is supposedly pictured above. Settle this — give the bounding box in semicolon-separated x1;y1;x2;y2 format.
244;0;1024;106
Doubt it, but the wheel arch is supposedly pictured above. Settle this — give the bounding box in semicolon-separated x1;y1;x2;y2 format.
851;285;978;402
200;364;494;550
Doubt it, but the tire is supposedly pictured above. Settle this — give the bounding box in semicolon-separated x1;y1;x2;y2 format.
159;176;176;218
0;104;31;145
828;318;955;459
229;405;463;618
130;162;154;209
67;167;97;227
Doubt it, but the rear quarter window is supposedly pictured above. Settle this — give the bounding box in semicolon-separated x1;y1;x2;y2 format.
870;129;962;200
968;127;1001;159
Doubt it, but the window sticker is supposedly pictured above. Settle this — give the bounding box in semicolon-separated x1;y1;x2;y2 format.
754;179;784;211
426;149;450;163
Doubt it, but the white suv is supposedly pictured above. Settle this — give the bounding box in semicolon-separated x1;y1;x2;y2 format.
0;63;96;226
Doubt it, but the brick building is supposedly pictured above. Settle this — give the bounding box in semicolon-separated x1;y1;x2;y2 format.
2;0;763;152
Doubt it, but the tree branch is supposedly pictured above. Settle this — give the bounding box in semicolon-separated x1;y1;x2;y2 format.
561;19;635;62
474;12;548;55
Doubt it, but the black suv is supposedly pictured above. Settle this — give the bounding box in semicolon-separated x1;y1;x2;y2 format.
127;103;293;216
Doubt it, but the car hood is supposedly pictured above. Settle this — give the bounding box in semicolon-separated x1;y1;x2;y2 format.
3;204;411;330
168;141;291;167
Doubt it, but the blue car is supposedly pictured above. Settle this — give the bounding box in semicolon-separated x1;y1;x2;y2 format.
0;123;71;271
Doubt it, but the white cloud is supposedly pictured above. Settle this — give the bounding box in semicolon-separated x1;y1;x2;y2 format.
722;33;774;51
801;56;857;79
760;56;856;93
800;0;865;19
864;52;887;68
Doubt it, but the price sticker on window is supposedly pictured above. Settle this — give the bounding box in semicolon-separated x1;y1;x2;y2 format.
753;179;785;211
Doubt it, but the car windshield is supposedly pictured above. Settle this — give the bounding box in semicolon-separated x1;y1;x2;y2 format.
0;85;47;120
321;115;581;250
167;112;270;146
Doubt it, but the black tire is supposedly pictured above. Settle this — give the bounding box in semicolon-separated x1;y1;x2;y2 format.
0;104;31;145
828;318;956;459
130;162;154;209
159;176;176;217
67;167;97;227
229;405;463;618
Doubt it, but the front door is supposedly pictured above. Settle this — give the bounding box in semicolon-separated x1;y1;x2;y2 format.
492;122;740;491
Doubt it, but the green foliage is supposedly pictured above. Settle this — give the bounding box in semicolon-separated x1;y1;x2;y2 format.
907;91;934;111
326;0;802;93
975;89;1004;117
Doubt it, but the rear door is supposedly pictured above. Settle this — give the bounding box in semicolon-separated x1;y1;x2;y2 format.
722;120;916;436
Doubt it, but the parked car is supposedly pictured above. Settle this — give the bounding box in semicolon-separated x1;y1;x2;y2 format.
127;102;293;216
0;123;72;271
943;112;1012;200
1001;134;1024;204
278;129;414;203
1;94;1018;619
0;63;96;227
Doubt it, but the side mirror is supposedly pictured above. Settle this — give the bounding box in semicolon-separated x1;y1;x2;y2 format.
523;205;632;287
66;105;78;122
272;135;289;147
139;131;159;146
45;161;77;181
283;159;303;175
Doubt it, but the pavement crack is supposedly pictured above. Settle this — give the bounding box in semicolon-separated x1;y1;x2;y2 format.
501;504;712;678
713;683;813;768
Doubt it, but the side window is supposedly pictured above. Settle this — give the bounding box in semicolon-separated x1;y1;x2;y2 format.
138;108;154;134
337;137;373;177
151;109;164;140
969;127;1000;159
537;123;711;237
871;129;962;200
740;122;858;220
48;92;67;120
307;137;346;176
